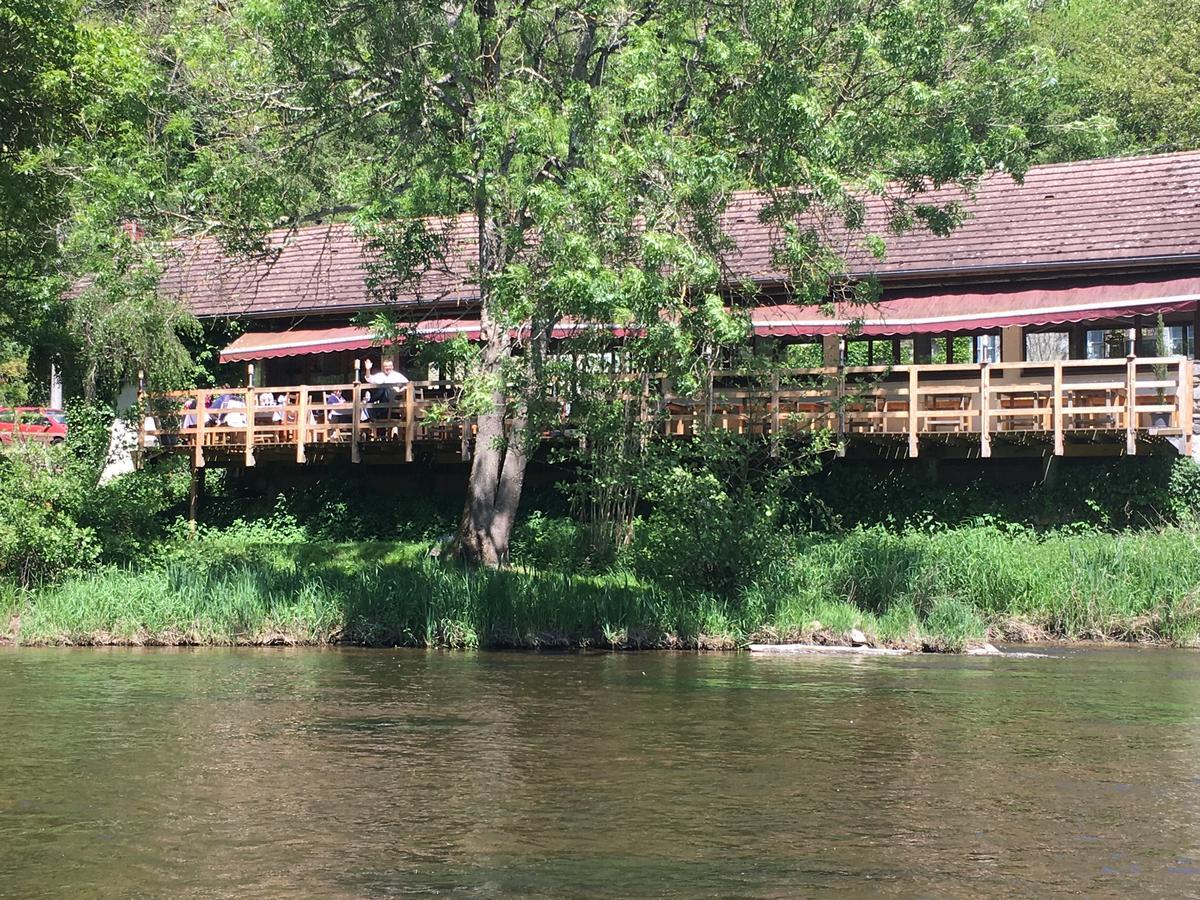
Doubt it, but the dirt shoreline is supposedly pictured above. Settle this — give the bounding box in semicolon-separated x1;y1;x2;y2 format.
1;618;1191;653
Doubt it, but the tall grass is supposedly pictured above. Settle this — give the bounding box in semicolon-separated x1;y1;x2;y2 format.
12;526;1200;649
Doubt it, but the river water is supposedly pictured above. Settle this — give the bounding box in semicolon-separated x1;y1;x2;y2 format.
1;647;1198;897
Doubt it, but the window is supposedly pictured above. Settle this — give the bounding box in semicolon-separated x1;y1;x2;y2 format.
1135;324;1189;357
973;334;1000;363
1025;332;1069;362
1086;329;1129;360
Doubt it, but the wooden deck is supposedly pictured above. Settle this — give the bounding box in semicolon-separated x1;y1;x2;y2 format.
138;356;1198;466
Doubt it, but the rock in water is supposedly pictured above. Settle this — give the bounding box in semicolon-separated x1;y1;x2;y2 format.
848;627;869;646
965;643;1002;656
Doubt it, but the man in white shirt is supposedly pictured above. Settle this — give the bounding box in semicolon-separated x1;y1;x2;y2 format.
367;358;409;389
365;358;409;421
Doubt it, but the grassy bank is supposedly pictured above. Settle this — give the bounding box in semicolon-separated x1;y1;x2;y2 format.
8;525;1200;651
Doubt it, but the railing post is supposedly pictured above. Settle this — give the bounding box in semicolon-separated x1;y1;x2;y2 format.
194;389;206;469
244;387;256;467
296;387;308;464
703;370;714;430
907;366;919;458
979;362;991;458
135;369;146;466
661;377;672;438
1180;357;1194;457
770;372;780;456
835;366;846;456
351;382;362;464
404;382;415;463
1052;361;1064;456
1125;355;1137;455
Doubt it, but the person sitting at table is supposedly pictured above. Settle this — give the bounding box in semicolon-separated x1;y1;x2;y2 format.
324;389;351;424
222;394;248;430
182;397;198;431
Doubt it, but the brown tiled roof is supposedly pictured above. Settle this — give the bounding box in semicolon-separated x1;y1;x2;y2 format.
160;151;1200;320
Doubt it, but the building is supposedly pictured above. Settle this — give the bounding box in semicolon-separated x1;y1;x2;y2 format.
139;151;1200;466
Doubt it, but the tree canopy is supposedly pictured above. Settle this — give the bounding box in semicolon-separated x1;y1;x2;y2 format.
1034;0;1200;160
3;0;1199;564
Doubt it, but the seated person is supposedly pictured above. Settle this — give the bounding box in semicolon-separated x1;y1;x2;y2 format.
324;389;351;424
182;397;198;430
222;394;248;429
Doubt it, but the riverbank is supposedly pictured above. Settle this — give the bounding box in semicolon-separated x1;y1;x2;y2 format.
6;525;1200;651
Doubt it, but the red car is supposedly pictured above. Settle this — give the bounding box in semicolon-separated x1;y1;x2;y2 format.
0;408;68;445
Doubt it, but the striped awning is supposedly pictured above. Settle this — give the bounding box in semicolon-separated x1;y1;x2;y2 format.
751;274;1200;338
219;319;482;363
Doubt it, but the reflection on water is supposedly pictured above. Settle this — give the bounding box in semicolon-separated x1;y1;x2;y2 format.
1;647;1198;897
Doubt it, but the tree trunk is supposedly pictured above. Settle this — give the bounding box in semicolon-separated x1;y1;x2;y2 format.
454;317;530;566
453;213;531;567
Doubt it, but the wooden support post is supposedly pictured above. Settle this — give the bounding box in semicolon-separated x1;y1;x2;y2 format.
770;373;780;456
907;366;919;458
135;369;146;464
1125;356;1137;455
193;389;206;469
404;381;415;462
913;335;932;365
296;387;308;464
351;382;362;464
1180;357;1194;457
243;388;256;467
980;362;991;458
1052;361;1064;456
704;370;714;430
661;377;672;437
945;336;954;364
835;367;846;456
892;338;902;366
187;464;205;533
822;334;841;368
1068;325;1087;360
1000;325;1024;365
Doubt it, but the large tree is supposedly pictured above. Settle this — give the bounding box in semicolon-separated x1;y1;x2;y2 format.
0;0;79;345
240;0;1052;565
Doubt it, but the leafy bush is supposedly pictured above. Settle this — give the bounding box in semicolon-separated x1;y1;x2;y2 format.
794;456;1200;532
624;434;805;592
511;511;590;571
0;403;188;584
0;443;99;585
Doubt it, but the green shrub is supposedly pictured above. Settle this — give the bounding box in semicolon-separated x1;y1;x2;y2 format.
0;443;99;585
511;512;590;571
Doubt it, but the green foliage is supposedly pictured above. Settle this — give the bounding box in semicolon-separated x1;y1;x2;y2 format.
1034;0;1200;160
0;341;31;406
796;457;1200;531
0;403;188;585
0;443;99;586
624;433;815;592
0;0;82;367
198;469;459;544
14;523;1200;648
510;511;590;573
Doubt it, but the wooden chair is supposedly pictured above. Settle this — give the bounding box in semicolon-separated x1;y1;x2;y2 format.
923;393;971;433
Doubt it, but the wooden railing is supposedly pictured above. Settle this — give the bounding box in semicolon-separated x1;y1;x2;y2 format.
138;381;466;468
138;356;1196;465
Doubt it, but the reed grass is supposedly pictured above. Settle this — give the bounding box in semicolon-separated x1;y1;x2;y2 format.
10;525;1200;650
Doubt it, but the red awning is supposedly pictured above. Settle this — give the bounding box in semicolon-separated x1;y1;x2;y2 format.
219;318;637;362
219;319;483;363
221;274;1200;361
752;274;1200;338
